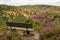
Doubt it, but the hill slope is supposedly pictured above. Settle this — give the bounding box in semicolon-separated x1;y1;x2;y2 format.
0;4;60;40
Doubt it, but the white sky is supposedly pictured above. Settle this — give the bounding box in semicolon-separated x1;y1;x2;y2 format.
0;0;60;6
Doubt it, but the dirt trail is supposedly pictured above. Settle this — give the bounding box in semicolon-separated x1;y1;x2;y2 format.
28;33;40;40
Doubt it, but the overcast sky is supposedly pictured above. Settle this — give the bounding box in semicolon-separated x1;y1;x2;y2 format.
0;0;60;6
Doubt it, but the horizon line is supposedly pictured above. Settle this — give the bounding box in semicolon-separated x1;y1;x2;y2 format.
0;4;60;6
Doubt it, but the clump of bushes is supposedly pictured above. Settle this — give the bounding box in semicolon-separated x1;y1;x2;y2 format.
39;27;60;40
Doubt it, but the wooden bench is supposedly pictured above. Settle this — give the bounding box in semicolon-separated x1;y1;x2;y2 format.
6;22;33;35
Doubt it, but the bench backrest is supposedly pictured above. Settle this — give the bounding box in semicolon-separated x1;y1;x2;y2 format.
6;22;32;28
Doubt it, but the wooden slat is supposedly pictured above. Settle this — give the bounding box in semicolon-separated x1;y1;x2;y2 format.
7;27;34;31
6;22;32;28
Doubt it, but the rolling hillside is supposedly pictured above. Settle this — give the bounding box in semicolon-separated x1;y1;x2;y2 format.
0;5;60;40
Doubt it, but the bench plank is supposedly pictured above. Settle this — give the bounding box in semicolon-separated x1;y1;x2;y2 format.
6;22;32;28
